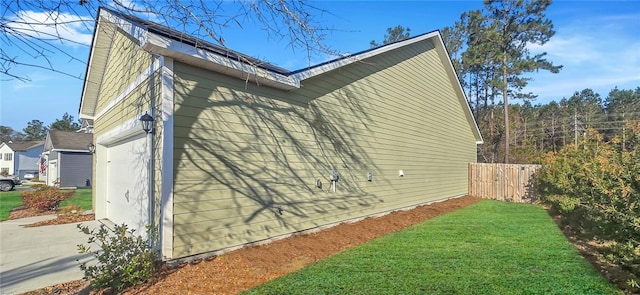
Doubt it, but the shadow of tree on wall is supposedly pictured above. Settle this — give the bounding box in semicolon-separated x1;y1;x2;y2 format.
168;43;427;256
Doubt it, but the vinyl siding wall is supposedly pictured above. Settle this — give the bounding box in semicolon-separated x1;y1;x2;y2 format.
171;39;477;258
92;29;157;135
92;25;163;223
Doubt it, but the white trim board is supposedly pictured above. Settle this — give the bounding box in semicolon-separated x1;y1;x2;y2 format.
159;56;175;260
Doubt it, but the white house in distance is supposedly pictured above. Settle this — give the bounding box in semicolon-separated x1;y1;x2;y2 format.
0;141;44;178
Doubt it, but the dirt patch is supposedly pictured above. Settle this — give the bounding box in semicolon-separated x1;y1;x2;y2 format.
19;196;481;295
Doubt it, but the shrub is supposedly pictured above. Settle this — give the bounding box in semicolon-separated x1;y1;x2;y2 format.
536;124;640;287
21;187;74;211
77;223;158;293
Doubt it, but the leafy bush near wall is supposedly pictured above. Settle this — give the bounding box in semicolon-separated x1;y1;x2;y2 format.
77;223;159;293
536;122;640;287
21;186;74;211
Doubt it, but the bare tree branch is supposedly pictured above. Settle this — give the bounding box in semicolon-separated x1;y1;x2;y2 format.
1;0;337;82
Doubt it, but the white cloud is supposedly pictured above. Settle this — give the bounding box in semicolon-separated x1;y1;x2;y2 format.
6;72;54;90
7;10;93;46
524;11;640;103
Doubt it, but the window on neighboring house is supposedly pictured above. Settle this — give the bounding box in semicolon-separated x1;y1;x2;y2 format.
3;153;12;161
1;168;8;174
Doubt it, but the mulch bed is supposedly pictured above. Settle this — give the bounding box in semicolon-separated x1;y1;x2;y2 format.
17;196;482;295
9;207;95;227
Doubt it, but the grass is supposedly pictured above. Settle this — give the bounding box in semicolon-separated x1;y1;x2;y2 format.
59;188;92;210
244;200;621;295
0;191;23;221
0;188;92;221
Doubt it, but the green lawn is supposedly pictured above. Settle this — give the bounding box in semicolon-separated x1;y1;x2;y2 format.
0;188;92;221
60;188;92;210
0;191;23;221
244;200;621;295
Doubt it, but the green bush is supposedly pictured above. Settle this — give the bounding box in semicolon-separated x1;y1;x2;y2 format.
77;223;158;293
536;123;640;288
21;187;74;211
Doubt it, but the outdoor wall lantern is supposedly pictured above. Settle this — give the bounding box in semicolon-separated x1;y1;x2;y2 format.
139;112;154;134
87;143;96;153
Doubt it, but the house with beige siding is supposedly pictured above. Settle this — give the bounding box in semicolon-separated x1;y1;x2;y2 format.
79;7;483;261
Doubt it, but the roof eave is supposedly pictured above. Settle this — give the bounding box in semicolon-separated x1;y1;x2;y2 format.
291;31;441;81
79;9;105;120
142;34;300;91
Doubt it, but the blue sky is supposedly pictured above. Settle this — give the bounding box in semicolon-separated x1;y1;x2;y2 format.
1;1;639;132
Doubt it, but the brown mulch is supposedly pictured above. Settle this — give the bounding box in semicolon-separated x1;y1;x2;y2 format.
9;207;95;227
18;196;482;295
9;207;56;220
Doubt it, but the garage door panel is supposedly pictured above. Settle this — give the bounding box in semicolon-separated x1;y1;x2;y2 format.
106;134;150;237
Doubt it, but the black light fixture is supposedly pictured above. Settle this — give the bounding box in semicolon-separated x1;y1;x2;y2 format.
139;112;154;134
87;143;96;153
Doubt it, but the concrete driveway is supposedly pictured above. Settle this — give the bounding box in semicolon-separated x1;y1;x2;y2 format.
0;215;104;294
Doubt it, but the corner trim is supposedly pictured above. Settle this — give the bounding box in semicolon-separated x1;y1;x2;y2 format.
159;56;175;260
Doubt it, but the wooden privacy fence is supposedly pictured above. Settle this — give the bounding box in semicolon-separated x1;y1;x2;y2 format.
468;163;542;203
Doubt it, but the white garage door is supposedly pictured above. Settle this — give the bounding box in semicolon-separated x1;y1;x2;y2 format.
106;133;150;237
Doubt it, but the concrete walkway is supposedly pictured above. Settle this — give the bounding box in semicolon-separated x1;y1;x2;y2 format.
0;215;104;294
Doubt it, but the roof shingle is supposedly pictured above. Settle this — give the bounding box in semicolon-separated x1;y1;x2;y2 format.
5;141;44;152
48;130;93;151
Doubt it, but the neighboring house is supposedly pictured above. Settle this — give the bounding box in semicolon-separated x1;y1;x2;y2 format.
0;141;44;178
41;130;93;188
79;8;483;261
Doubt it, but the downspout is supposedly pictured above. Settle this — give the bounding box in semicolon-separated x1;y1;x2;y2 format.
148;58;158;249
148;104;156;248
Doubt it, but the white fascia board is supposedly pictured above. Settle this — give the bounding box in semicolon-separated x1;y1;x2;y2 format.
79;20;102;119
50;149;90;153
291;31;440;81
99;9;148;45
142;34;300;90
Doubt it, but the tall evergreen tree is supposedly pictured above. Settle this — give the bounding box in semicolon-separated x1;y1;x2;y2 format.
23;120;48;140
0;126;16;143
484;0;561;163
370;25;411;48
50;112;81;131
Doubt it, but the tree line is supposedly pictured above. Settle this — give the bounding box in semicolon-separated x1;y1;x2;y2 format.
0;112;82;142
473;87;640;163
372;1;638;164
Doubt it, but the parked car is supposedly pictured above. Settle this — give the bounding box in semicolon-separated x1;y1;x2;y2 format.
23;172;38;180
0;175;21;192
